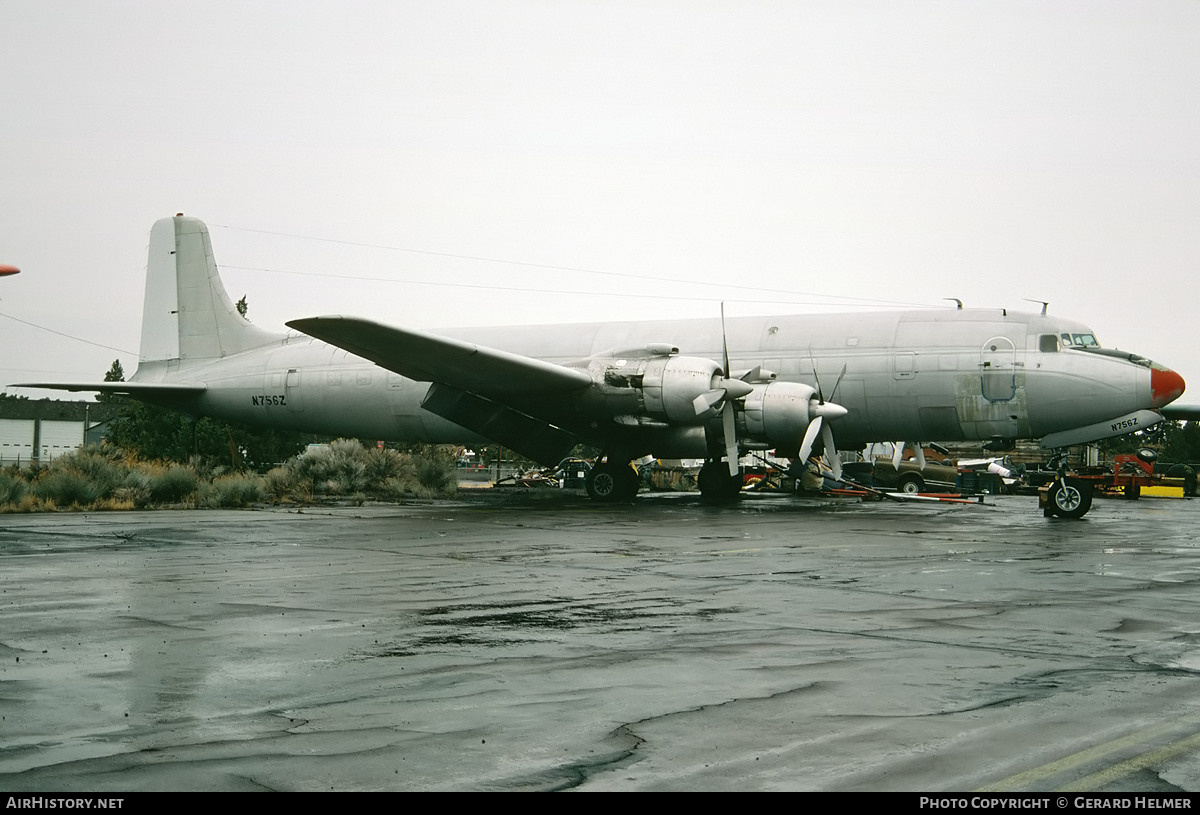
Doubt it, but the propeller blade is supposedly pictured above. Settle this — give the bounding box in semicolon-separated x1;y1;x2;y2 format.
723;400;739;476
809;349;825;403
822;420;842;480
693;390;724;416
716;303;743;477
720;302;731;376
829;363;848;403
798;415;823;463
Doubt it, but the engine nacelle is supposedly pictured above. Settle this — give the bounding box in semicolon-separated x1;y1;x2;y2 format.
643;355;726;423
586;352;723;425
740;381;817;447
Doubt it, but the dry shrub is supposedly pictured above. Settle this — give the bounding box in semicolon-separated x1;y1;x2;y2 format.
200;474;266;508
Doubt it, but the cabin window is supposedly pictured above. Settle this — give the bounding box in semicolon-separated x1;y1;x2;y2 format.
1039;334;1059;352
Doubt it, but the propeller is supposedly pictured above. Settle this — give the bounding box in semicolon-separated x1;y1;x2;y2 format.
797;398;849;477
799;357;850;479
691;378;753;416
691;303;755;476
697;310;854;481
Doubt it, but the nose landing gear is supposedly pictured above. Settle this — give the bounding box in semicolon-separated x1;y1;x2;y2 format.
1040;453;1094;519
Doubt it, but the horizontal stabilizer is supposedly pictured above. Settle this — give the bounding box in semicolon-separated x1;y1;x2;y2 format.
10;381;207;395
286;315;592;398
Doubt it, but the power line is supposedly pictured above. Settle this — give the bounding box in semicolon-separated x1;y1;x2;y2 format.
217;263;932;308
213;223;933;310
0;311;136;355
2;221;939;361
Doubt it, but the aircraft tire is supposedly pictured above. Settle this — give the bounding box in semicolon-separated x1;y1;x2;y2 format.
1166;464;1197;496
897;474;925;495
585;462;639;502
698;461;742;504
1048;479;1092;519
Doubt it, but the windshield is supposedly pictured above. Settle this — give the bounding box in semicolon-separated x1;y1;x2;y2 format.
1061;332;1100;348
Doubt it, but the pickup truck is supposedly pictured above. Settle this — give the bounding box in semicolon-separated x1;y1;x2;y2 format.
842;454;1021;494
869;458;961;494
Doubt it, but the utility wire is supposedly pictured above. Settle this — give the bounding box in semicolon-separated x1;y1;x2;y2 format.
3;224;940;360
213;223;934;310
0;310;135;355
217;263;931;308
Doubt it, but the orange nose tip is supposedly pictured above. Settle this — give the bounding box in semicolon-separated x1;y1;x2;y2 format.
1151;366;1186;407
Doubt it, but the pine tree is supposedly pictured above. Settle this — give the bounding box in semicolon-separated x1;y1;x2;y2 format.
96;359;126;403
103;359;125;382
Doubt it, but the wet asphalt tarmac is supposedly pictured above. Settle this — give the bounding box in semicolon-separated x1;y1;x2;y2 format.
2;490;1200;792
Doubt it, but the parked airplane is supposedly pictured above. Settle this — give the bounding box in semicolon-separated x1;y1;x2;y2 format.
15;215;1192;516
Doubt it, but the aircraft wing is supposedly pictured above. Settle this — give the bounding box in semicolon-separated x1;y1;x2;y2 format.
286;316;592;398
1161;403;1200;422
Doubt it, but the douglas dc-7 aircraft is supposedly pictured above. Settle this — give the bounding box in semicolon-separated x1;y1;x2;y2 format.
16;215;1193;516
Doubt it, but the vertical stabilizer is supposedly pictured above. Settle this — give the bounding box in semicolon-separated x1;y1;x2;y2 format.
139;215;278;362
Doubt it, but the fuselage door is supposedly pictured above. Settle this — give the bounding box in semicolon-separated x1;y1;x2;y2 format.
980;336;1016;402
893;352;916;380
285;368;304;412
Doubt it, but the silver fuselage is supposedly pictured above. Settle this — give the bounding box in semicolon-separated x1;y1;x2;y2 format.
133;307;1167;456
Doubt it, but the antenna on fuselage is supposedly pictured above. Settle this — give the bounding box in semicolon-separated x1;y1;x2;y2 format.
1023;299;1049;316
943;298;963;310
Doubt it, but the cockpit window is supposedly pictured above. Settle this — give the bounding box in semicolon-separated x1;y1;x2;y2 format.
1060;332;1099;348
1039;334;1059;352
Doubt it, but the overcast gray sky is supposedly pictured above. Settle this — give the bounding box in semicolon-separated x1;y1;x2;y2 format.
3;0;1198;401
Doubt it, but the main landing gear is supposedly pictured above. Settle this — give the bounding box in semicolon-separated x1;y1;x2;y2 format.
698;460;742;504
584;460;641;502
585;457;743;504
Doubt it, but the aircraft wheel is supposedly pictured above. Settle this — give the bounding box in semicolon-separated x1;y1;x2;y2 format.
897;474;925;494
1048;479;1092;519
585;462;639;502
698;461;742;504
1167;464;1197;496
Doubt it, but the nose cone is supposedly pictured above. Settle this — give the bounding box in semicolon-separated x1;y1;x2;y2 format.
1151;364;1186;408
811;401;849;421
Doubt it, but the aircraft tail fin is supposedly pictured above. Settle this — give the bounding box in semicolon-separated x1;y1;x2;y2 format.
139;215;279;364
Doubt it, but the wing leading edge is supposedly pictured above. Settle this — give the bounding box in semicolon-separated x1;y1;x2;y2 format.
285;316;592;397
